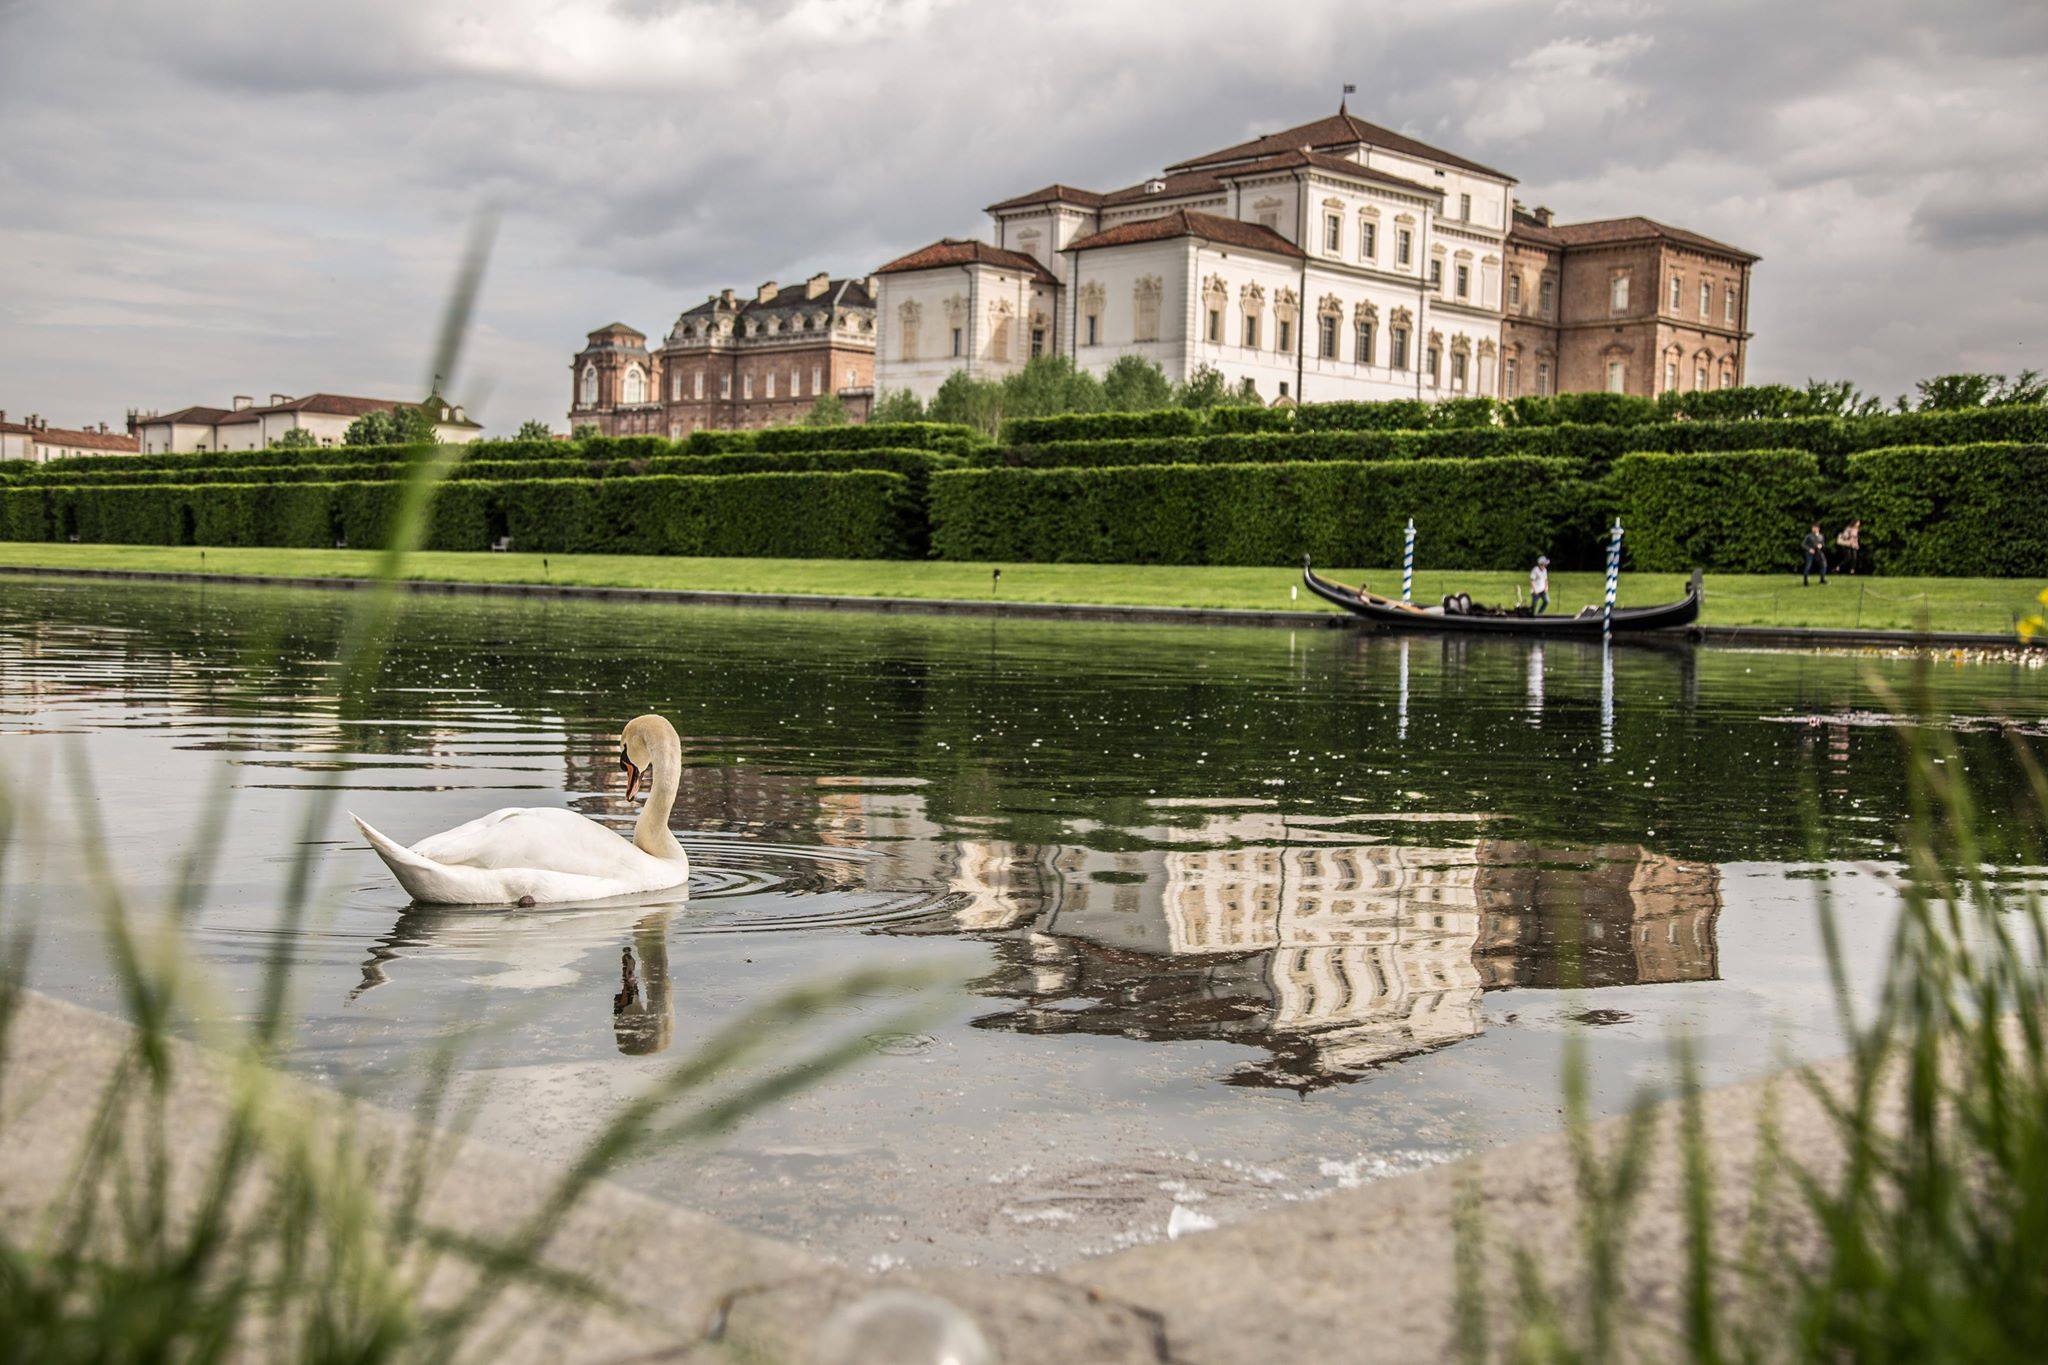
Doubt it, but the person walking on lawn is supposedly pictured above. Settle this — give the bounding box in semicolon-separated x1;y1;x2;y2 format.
1802;522;1829;585
1836;519;1862;575
1529;556;1551;614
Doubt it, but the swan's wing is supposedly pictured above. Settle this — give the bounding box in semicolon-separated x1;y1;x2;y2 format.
410;807;643;879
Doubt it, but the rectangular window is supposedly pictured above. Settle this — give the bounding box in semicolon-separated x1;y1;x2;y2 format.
1537;360;1551;395
1397;228;1413;265
1360;221;1376;261
1243;314;1259;349
1700;281;1711;319
1670;276;1682;310
721;374;731;399
951;327;963;357
1427;347;1440;384
1540;278;1554;314
1606;359;1625;393
693;372;704;400
1664;359;1678;392
1391;326;1409;369
1031;327;1046;356
1505;356;1519;396
1085;314;1099;346
1451;350;1467;386
671;372;681;400
1325;213;1341;252
1507;274;1521;309
1319;314;1338;358
1724;286;1737;324
1277;318;1292;353
742;374;752;400
1455;264;1470;299
791;369;801;396
765;373;776;399
1206;309;1220;343
1610;272;1630;313
1356;321;1374;365
1459;192;1471;220
1430;260;1443;289
1695;363;1708;390
811;366;821;394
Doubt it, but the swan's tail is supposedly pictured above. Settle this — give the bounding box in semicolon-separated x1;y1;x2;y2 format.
351;813;449;904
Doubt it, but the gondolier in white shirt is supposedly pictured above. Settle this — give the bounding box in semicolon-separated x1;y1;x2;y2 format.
1529;556;1551;615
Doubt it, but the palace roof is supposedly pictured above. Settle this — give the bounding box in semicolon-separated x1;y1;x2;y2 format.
1165;107;1513;182
672;277;876;319
3;422;137;451
873;238;1060;284
1098;169;1227;207
985;183;1108;213
1534;216;1759;263
1065;210;1305;258
1214;149;1443;198
138;405;236;426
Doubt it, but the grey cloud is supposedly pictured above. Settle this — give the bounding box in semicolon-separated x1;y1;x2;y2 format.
1;0;2044;432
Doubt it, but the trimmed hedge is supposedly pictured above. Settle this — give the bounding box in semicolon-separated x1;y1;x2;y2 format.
1849;443;2048;577
4;472;921;559
683;422;981;456
929;457;1583;568
1605;451;1822;573
1001;409;1206;445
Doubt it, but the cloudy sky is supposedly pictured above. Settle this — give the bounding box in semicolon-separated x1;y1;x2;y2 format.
2;0;2041;433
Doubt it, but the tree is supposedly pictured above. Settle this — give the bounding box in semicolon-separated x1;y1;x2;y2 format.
571;423;602;441
343;410;398;446
393;404;439;445
1101;355;1172;412
870;389;924;423
803;392;851;426
514;419;554;441
268;427;319;449
926;370;1006;438
997;355;1105;420
1913;370;2047;410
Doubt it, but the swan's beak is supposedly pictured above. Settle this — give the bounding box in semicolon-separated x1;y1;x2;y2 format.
620;751;643;802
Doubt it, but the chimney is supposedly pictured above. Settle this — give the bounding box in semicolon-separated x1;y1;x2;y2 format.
270;392;291;406
1144;178;1166;194
806;271;831;299
0;410;6;424
1534;205;1554;227
757;280;780;303
720;288;736;308
233;395;253;411
864;275;878;296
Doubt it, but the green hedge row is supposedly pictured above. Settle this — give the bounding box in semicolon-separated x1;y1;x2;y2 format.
929;457;1585;568
987;407;2048;475
1849;443;2048;577
1605;451;1823;573
0;472;919;559
681;422;981;455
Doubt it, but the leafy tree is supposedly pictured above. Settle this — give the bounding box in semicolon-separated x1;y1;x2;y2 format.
803;392;851;426
1800;379;1883;418
343;410;398;446
1100;356;1172;413
1913;371;2047;410
571;423;602;441
514;419;554;441
998;356;1105;419
927;371;1006;437
1174;364;1236;409
394;404;439;445
268;427;320;449
870;389;924;423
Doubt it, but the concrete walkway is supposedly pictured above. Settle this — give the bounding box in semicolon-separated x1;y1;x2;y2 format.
4;988;1849;1362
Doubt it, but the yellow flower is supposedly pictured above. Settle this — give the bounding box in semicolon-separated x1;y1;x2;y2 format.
2037;587;2048;608
2022;615;2046;642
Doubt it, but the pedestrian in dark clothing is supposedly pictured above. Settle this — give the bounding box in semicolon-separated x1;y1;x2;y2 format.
1802;523;1829;585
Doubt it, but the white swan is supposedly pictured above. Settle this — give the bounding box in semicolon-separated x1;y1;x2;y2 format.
351;714;691;906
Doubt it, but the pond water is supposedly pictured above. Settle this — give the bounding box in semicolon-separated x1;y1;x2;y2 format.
4;578;2045;1270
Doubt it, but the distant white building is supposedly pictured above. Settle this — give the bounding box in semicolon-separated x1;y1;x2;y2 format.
129;392;483;454
0;410;140;463
874;104;1514;406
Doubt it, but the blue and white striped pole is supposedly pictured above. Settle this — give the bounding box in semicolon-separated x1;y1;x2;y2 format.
1603;519;1624;637
1402;519;1416;604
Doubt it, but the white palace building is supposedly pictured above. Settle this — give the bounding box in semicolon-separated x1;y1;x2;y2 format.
872;103;1757;405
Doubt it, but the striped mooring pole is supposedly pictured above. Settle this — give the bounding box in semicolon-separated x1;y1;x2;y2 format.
1603;519;1624;637
1402;518;1416;604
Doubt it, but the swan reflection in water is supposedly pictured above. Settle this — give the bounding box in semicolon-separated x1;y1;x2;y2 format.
353;902;679;1056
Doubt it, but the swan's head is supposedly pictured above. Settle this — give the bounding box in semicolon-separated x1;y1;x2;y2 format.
617;714;678;802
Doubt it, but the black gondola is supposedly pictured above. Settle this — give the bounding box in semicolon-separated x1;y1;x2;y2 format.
1302;558;1702;637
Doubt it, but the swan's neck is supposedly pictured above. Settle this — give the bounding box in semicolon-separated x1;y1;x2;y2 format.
633;733;686;862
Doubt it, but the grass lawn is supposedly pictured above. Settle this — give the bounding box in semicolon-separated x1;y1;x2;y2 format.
2;541;2041;635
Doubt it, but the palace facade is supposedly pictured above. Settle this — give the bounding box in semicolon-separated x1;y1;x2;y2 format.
569;273;877;437
873;105;1756;404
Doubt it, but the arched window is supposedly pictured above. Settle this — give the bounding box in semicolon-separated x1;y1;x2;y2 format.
579;364;597;407
622;365;646;405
